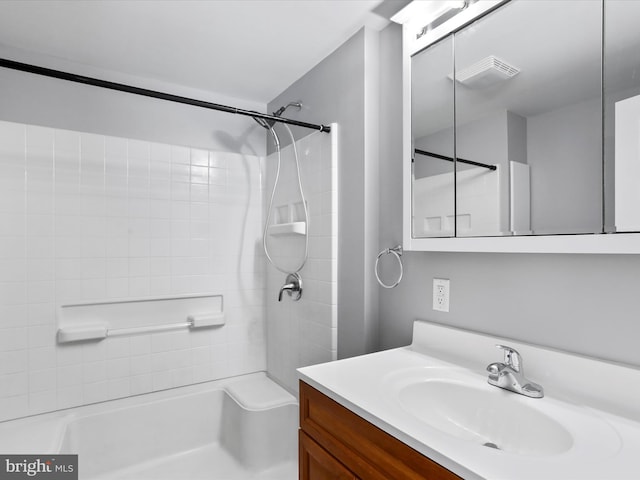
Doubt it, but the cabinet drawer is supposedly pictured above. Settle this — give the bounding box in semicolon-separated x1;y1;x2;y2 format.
300;430;358;480
299;381;461;480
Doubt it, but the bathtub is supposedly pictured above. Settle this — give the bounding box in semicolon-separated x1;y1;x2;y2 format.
0;372;298;479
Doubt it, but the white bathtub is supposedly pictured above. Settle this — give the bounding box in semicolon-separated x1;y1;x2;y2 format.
0;372;298;480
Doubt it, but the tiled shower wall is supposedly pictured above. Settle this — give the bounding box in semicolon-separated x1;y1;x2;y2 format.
0;120;266;421
265;127;337;393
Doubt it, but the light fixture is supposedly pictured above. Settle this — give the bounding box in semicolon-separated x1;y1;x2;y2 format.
396;0;509;56
391;0;467;27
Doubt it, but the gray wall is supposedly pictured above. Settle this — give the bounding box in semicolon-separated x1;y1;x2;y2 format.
378;251;640;367
528;97;602;234
268;28;380;358
378;23;640;369
507;111;527;165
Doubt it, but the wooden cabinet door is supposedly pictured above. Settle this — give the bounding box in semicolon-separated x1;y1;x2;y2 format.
299;381;461;480
300;430;358;480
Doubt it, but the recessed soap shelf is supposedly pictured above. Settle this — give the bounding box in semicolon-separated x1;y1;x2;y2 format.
269;201;307;237
268;222;307;237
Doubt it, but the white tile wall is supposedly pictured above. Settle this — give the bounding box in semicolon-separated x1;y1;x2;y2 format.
265;127;338;393
0;120;266;421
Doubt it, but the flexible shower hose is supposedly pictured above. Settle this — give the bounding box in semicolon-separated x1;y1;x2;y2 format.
262;123;309;275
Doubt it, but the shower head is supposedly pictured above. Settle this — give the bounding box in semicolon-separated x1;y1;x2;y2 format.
273;102;302;117
252;102;303;130
252;116;272;130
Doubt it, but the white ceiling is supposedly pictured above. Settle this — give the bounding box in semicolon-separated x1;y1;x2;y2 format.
0;0;388;105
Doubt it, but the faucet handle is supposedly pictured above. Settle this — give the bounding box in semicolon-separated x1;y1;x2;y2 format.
496;345;521;372
278;273;303;302
486;362;503;375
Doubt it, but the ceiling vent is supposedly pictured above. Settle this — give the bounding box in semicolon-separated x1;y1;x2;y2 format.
452;56;520;88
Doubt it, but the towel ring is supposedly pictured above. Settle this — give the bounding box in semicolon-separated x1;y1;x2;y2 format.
375;245;403;289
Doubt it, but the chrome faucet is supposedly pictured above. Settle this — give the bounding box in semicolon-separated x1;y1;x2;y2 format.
278;273;302;302
486;345;544;398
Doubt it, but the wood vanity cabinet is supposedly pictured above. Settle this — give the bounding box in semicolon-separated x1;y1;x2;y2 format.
299;381;461;480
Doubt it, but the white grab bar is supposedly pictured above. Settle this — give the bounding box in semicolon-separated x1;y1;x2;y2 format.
57;312;225;343
107;322;192;338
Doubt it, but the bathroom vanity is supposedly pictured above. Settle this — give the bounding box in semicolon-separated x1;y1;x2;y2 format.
299;380;459;479
298;320;640;479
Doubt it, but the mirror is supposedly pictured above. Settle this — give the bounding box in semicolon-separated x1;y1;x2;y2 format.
410;0;640;239
604;0;640;233
412;35;455;237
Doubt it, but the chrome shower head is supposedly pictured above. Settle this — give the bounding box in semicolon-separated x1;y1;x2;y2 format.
252;116;272;130
252;102;303;130
273;102;302;118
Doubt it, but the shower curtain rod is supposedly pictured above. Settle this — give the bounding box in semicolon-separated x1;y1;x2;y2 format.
414;148;497;171
0;57;331;133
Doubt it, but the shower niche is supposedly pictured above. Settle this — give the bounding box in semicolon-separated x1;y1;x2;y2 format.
399;0;640;253
267;201;307;237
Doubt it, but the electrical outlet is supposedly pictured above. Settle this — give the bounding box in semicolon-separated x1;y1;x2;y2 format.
433;278;450;312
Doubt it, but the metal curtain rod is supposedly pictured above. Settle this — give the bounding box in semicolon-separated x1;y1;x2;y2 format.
0;57;331;133
414;148;497;171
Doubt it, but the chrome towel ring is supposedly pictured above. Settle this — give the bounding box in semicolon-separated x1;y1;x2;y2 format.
375;245;403;289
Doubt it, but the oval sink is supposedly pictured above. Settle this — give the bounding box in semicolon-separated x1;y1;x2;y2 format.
398;379;573;456
380;366;623;461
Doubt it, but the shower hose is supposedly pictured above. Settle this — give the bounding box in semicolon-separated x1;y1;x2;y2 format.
263;123;309;275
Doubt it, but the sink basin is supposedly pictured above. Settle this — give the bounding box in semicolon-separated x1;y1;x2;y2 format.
398;378;573;456
300;320;634;479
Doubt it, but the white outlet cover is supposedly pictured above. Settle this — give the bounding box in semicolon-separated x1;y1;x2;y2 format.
433;278;450;312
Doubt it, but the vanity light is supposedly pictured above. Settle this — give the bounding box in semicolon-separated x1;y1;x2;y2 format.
392;0;507;55
391;0;467;28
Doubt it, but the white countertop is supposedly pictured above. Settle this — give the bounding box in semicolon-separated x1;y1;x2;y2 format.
298;320;640;480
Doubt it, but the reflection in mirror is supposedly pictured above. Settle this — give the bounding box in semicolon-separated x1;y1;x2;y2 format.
411;0;603;238
454;0;602;236
412;35;454;238
605;0;640;233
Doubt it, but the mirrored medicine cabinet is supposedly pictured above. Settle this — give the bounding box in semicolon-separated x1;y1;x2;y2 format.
399;0;640;253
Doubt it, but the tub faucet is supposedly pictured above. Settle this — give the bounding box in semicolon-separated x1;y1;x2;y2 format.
278;273;302;302
486;345;544;398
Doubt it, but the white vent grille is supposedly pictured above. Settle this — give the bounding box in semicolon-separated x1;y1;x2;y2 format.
453;56;520;88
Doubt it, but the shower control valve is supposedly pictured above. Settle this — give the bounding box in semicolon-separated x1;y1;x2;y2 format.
278;273;302;302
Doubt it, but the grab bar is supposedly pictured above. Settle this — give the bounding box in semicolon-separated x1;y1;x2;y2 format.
107;322;192;337
57;313;225;343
